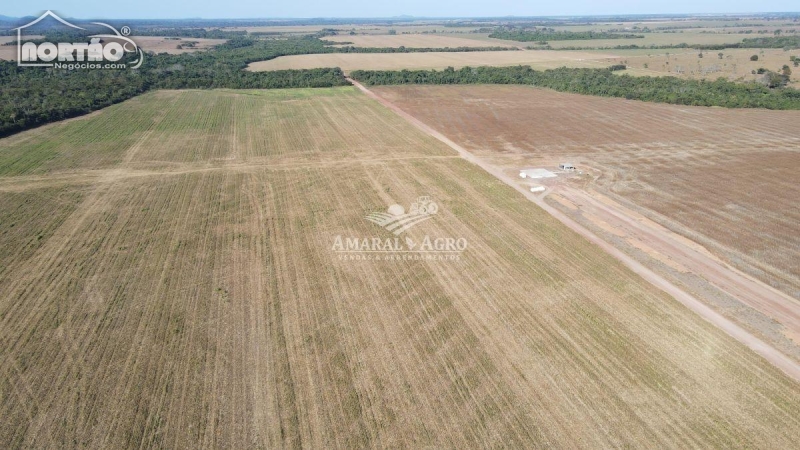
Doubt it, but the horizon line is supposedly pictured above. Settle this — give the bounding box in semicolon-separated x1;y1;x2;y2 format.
2;11;800;22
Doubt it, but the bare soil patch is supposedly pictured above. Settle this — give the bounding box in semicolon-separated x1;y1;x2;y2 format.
370;83;800;356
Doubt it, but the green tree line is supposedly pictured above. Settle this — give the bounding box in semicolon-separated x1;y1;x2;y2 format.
489;29;644;42
350;66;800;109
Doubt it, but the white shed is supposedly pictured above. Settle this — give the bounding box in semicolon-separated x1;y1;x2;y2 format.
519;168;557;179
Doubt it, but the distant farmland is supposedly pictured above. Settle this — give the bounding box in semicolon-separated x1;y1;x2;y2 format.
246;49;615;73
460;30;761;49
323;34;516;48
1;87;800;447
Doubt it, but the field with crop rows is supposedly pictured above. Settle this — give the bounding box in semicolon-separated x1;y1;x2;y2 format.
372;84;800;299
0;88;451;177
1;87;800;448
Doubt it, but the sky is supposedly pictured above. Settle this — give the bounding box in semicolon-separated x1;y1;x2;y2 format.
1;1;798;20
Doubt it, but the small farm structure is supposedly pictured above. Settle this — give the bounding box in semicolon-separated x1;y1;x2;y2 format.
519;168;557;179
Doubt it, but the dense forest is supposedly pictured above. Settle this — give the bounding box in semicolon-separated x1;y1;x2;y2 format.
489;29;645;42
350;66;800;109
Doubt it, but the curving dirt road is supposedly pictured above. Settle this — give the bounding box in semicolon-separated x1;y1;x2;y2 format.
348;77;800;383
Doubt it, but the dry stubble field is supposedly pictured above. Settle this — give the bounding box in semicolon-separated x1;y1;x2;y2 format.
245;45;799;87
246;49;616;73
322;34;516;48
132;37;228;55
597;48;800;87
371;85;800;298
1;87;800;448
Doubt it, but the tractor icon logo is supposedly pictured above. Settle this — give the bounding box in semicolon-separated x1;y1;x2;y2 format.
409;196;438;215
366;196;439;235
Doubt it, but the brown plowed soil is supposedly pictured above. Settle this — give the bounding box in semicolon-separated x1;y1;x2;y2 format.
371;85;800;298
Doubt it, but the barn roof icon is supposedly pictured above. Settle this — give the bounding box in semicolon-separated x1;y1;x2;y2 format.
14;11;87;66
14;10;85;31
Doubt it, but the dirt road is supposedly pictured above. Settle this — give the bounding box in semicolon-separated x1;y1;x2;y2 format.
348;77;800;383
554;185;800;338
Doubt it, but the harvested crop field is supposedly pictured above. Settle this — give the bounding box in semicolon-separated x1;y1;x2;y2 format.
593;48;800;87
460;31;765;49
133;37;227;54
246;49;616;73
0;88;450;176
2;87;800;448
371;84;800;299
323;34;516;48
